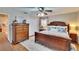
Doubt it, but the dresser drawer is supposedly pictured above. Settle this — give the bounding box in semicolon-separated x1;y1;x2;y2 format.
23;28;28;30
15;25;23;28
16;31;23;34
16;27;23;30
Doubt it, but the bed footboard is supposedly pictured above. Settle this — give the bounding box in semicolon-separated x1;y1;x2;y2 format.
35;32;71;51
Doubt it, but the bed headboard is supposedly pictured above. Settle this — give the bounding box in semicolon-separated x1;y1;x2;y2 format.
48;21;70;33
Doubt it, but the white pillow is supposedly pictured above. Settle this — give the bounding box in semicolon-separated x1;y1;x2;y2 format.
56;26;67;33
47;26;67;33
47;26;58;32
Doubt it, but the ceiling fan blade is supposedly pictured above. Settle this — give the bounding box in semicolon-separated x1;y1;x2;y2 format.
44;12;48;15
45;10;52;12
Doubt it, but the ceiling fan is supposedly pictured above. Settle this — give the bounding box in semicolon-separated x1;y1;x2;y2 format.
38;7;52;12
37;7;52;16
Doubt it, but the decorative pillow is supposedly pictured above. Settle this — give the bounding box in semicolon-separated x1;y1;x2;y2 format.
56;26;67;33
47;26;67;33
47;26;57;32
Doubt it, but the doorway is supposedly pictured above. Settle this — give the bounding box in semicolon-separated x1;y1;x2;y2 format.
0;14;8;37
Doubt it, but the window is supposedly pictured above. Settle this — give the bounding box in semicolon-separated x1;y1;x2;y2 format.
39;17;48;30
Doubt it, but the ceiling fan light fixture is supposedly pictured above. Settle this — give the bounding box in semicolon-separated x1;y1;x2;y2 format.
37;12;46;17
37;13;41;16
38;7;44;12
41;13;45;16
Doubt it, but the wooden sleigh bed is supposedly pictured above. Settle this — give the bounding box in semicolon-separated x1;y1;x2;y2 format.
35;21;71;51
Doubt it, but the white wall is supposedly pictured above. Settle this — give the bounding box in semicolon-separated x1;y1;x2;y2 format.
48;12;77;24
26;16;39;36
76;12;79;33
76;12;79;43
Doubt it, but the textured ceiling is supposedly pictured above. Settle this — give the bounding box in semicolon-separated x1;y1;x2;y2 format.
13;7;79;15
0;7;79;16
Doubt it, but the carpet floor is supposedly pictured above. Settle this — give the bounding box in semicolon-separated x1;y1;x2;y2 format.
12;43;28;51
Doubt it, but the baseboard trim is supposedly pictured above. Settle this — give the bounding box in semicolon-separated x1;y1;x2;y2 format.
29;35;34;37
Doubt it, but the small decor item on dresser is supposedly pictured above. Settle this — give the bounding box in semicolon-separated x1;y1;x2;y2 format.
13;20;17;23
23;19;26;23
13;16;17;23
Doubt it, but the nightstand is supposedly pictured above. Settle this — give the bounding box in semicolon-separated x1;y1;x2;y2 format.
70;33;78;43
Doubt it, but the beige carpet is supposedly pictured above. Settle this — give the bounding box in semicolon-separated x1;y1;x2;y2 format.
0;32;28;51
12;43;28;51
74;43;79;51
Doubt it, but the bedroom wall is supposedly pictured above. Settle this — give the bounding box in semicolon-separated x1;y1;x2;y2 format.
48;12;77;24
77;12;79;34
27;16;39;36
76;12;79;43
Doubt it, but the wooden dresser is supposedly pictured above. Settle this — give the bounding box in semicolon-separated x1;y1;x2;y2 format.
12;23;29;44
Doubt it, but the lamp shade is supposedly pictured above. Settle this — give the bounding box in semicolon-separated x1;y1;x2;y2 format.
70;24;77;33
